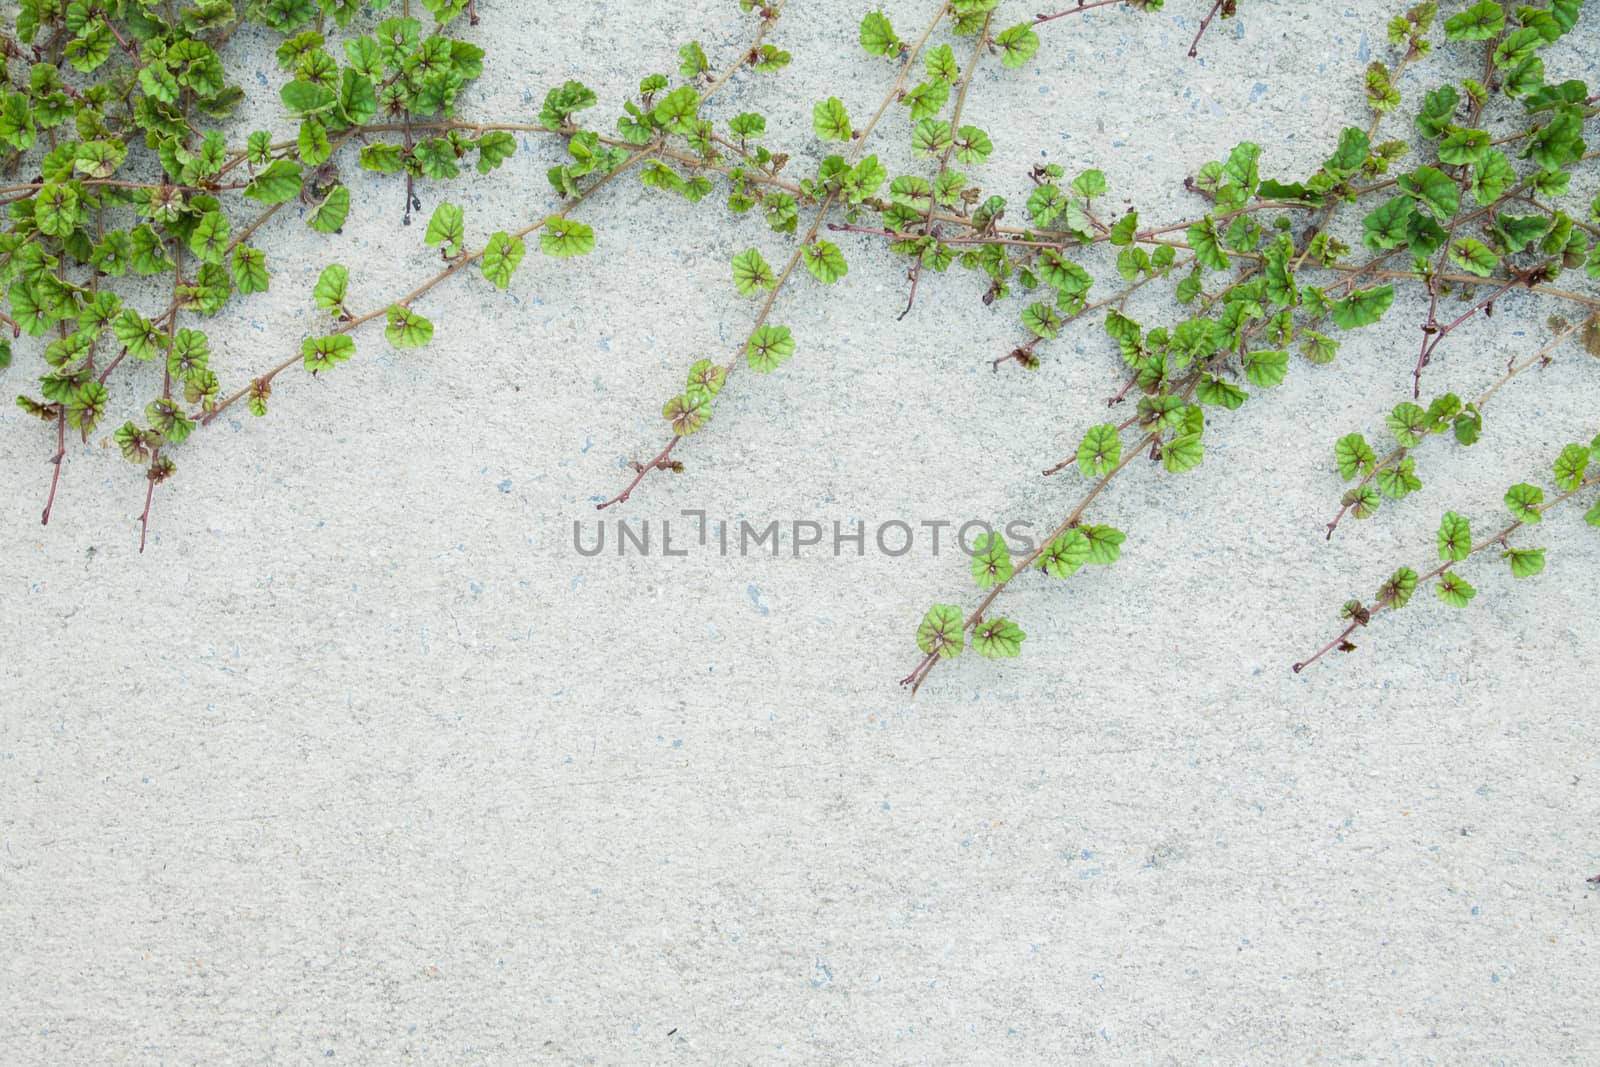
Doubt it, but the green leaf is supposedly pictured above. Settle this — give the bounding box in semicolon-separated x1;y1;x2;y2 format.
1553;443;1590;491
1077;424;1122;478
1445;1;1505;40
1243;349;1289;388
1362;197;1412;251
994;23;1040;68
1398;165;1460;218
859;11;900;57
1438;511;1472;561
1162;433;1205;474
1503;546;1546;578
33;183;81;238
1197;375;1248;410
313;263;348;313
385;305;434;348
925;44;958;83
1325;127;1371;178
1376;457;1422;499
541;217;595;257
912;119;953;158
1335;433;1377;479
1504;482;1544;523
1438;127;1490;165
916;604;964;659
306;186;349;233
1471;151;1515;207
902;80;951;122
802;241;848;284
280;79;336;115
678;40;708;78
1453;405;1484;446
1081;524;1125;565
301;333;354;372
729;112;766;140
1041;529;1091;578
731;247;777;295
425;203;465;255
182;210;227;265
145;397;194;444
1386;402;1428;448
1187;218;1230;271
890;175;932;211
971;532;1013;588
812;97;852;142
481;232;527;288
1022;302;1062;339
662;391;711;436
1377;566;1419;608
745;324;795;372
1300;330;1340;364
1331;285;1395;329
973;617;1026;659
231;246;269;295
686;359;726;398
651;86;700;134
1449;237;1498;277
1343;485;1381;519
1436;571;1476;607
953;126;993;165
1414;86;1460;139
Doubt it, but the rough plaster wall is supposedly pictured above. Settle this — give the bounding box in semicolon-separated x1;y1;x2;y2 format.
2;0;1598;1063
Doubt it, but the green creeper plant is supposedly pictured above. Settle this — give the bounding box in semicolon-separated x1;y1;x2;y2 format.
6;0;1595;695
1295;433;1600;672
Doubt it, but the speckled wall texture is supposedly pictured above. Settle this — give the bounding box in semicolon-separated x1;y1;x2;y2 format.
3;1;1598;1063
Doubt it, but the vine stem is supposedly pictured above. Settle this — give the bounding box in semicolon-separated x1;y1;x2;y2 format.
1033;0;1126;26
1187;0;1226;58
1412;32;1500;398
1294;472;1600;673
1411;257;1553;398
597;1;950;510
903;8;991;319
40;404;66;525
137;451;161;553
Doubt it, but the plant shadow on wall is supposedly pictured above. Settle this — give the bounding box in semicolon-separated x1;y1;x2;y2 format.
6;0;1599;691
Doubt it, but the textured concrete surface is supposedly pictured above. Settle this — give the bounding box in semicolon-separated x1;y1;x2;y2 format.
3;0;1599;1063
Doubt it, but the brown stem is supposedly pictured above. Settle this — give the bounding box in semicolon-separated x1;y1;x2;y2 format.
1033;0;1126;26
903;10;991;317
40;404;66;525
596;440;681;511
1188;0;1226;58
1291;621;1361;674
137;452;160;554
1412;259;1551;398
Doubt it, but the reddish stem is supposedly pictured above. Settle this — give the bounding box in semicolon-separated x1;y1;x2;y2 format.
1188;0;1226;58
1292;621;1361;674
40;404;66;525
137;453;160;554
597;440;680;510
1033;0;1126;25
